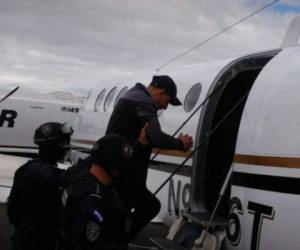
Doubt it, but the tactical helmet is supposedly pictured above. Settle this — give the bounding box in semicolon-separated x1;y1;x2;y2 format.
34;122;73;147
91;134;134;171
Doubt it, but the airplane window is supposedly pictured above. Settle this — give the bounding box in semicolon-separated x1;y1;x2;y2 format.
184;83;202;112
94;89;106;112
114;87;128;107
104;87;117;112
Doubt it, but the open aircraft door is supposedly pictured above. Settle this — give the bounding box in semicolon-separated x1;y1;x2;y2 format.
228;47;300;250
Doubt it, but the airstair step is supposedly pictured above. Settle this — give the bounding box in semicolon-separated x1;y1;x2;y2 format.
149;237;188;250
182;211;227;229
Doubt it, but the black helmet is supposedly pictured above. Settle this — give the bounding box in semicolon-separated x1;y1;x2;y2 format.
91;134;134;172
34;122;73;147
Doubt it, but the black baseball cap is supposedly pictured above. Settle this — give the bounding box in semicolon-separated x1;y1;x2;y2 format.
150;75;182;106
91;134;134;172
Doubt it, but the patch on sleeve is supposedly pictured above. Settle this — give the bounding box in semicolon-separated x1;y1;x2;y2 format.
122;143;134;159
93;210;104;223
86;220;102;242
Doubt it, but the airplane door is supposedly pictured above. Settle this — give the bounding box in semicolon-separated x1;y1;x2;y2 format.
233;46;300;250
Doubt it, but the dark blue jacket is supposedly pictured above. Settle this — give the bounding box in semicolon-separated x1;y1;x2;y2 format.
61;166;127;250
7;158;65;250
106;83;183;183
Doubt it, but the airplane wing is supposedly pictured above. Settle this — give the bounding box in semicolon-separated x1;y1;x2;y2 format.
0;87;19;104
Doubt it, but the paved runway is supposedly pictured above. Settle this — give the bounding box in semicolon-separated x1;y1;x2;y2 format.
0;203;168;250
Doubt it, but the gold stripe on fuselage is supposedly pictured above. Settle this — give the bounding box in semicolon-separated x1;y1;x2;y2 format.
72;139;192;158
72;139;94;145
234;154;300;168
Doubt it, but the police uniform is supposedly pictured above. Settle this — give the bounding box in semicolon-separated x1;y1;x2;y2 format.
61;168;127;250
7;122;73;250
61;134;136;250
7;159;66;250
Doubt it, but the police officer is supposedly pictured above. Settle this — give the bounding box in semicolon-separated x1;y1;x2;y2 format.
61;132;148;250
7;122;73;250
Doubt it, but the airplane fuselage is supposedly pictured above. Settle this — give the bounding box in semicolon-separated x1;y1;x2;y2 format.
1;15;300;250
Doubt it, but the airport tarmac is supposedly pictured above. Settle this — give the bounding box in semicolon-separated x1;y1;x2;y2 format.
0;203;168;250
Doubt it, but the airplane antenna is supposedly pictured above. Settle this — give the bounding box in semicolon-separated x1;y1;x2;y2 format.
0;86;20;104
155;0;280;71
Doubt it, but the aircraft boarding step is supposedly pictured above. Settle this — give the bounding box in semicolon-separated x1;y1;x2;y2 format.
149;237;188;250
182;211;227;229
150;212;227;250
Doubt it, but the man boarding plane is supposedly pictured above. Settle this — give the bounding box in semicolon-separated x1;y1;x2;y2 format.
70;16;300;249
0;15;300;250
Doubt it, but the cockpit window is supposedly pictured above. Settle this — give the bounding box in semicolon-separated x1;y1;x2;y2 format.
94;89;106;112
184;83;202;112
114;87;128;107
104;87;117;112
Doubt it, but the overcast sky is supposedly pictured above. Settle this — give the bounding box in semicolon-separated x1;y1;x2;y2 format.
0;0;299;96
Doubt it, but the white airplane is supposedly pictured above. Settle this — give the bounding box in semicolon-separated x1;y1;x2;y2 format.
0;87;83;156
1;15;300;250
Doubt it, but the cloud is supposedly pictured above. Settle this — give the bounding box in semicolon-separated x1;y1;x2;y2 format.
0;0;299;96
